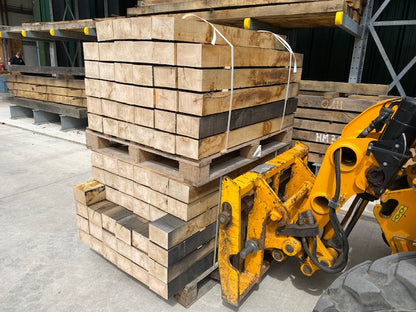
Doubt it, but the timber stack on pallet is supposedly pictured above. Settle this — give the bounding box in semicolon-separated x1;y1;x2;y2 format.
293;80;391;164
75;16;302;303
3;74;86;108
128;0;365;27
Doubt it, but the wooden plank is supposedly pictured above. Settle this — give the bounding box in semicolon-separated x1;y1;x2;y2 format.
88;114;103;132
99;62;115;81
148;222;216;267
96;19;114;41
150;16;286;50
73;180;106;206
114;63;133;84
296;94;378;112
109;41;176;65
293;129;341;145
148;239;215;283
295;107;357;123
136;0;319;11
134;106;155;129
155;89;178;112
7;65;84;76
102;205;132;233
89;220;103;240
46;86;85;97
154;110;176;133
176;43;303;68
87;200;117;226
76;215;89;233
149;206;217;249
98;42;116;62
75;202;89;219
132;64;153;86
293;118;345;133
84;78;101;98
178;67;302;92
127;1;346;28
176;114;294;159
154;66;177;88
132;220;150;253
178;83;299;116
83;42;99;61
299;80;388;96
177;98;297;139
115;214;148;245
4;74;85;89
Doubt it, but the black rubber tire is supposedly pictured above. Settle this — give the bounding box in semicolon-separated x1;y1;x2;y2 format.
313;252;416;312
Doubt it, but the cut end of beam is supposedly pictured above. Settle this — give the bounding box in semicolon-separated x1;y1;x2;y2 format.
243;17;251;29
21;30;26;37
335;11;343;26
84;27;89;35
50;28;55;36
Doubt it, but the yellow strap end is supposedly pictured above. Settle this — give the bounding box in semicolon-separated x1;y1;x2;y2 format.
0;31;2;38
49;28;55;36
335;11;344;26
243;18;251;30
21;30;26;37
83;27;89;35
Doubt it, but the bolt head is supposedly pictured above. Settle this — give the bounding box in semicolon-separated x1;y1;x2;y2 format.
303;265;312;274
285;244;294;254
273;250;282;261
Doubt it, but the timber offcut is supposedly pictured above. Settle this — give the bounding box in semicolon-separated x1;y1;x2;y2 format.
76;15;301;304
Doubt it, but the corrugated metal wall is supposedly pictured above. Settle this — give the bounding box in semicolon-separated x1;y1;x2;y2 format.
295;0;416;96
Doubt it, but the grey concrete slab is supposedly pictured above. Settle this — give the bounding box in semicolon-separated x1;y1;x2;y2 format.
0;123;391;312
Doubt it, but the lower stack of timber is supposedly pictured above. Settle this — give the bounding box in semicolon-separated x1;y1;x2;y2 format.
75;16;301;303
3;74;86;107
293;80;391;163
74;180;216;298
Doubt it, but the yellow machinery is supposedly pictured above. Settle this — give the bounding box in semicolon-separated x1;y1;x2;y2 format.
218;97;416;306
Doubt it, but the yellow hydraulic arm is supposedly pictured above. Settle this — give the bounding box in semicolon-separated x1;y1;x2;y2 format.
218;97;416;306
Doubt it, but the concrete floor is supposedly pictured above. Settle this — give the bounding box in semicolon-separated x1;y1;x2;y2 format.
0;98;391;311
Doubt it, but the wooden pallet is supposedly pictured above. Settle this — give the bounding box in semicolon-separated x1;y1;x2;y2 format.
293;81;393;163
86;127;292;186
74;181;218;303
127;0;365;27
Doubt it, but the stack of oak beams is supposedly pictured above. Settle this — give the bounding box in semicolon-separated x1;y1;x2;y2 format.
293;80;390;164
76;16;301;301
3;74;86;108
127;0;366;27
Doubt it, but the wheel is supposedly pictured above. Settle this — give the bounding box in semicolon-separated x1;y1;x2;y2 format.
313;252;416;312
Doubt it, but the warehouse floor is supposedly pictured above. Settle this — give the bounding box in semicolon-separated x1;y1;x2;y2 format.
0;97;391;312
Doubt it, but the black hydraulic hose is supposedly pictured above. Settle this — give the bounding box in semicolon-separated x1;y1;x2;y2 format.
302;149;349;273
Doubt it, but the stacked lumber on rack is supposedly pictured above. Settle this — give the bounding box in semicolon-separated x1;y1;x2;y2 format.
76;16;301;302
3;74;86;107
293;80;391;164
128;0;366;27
